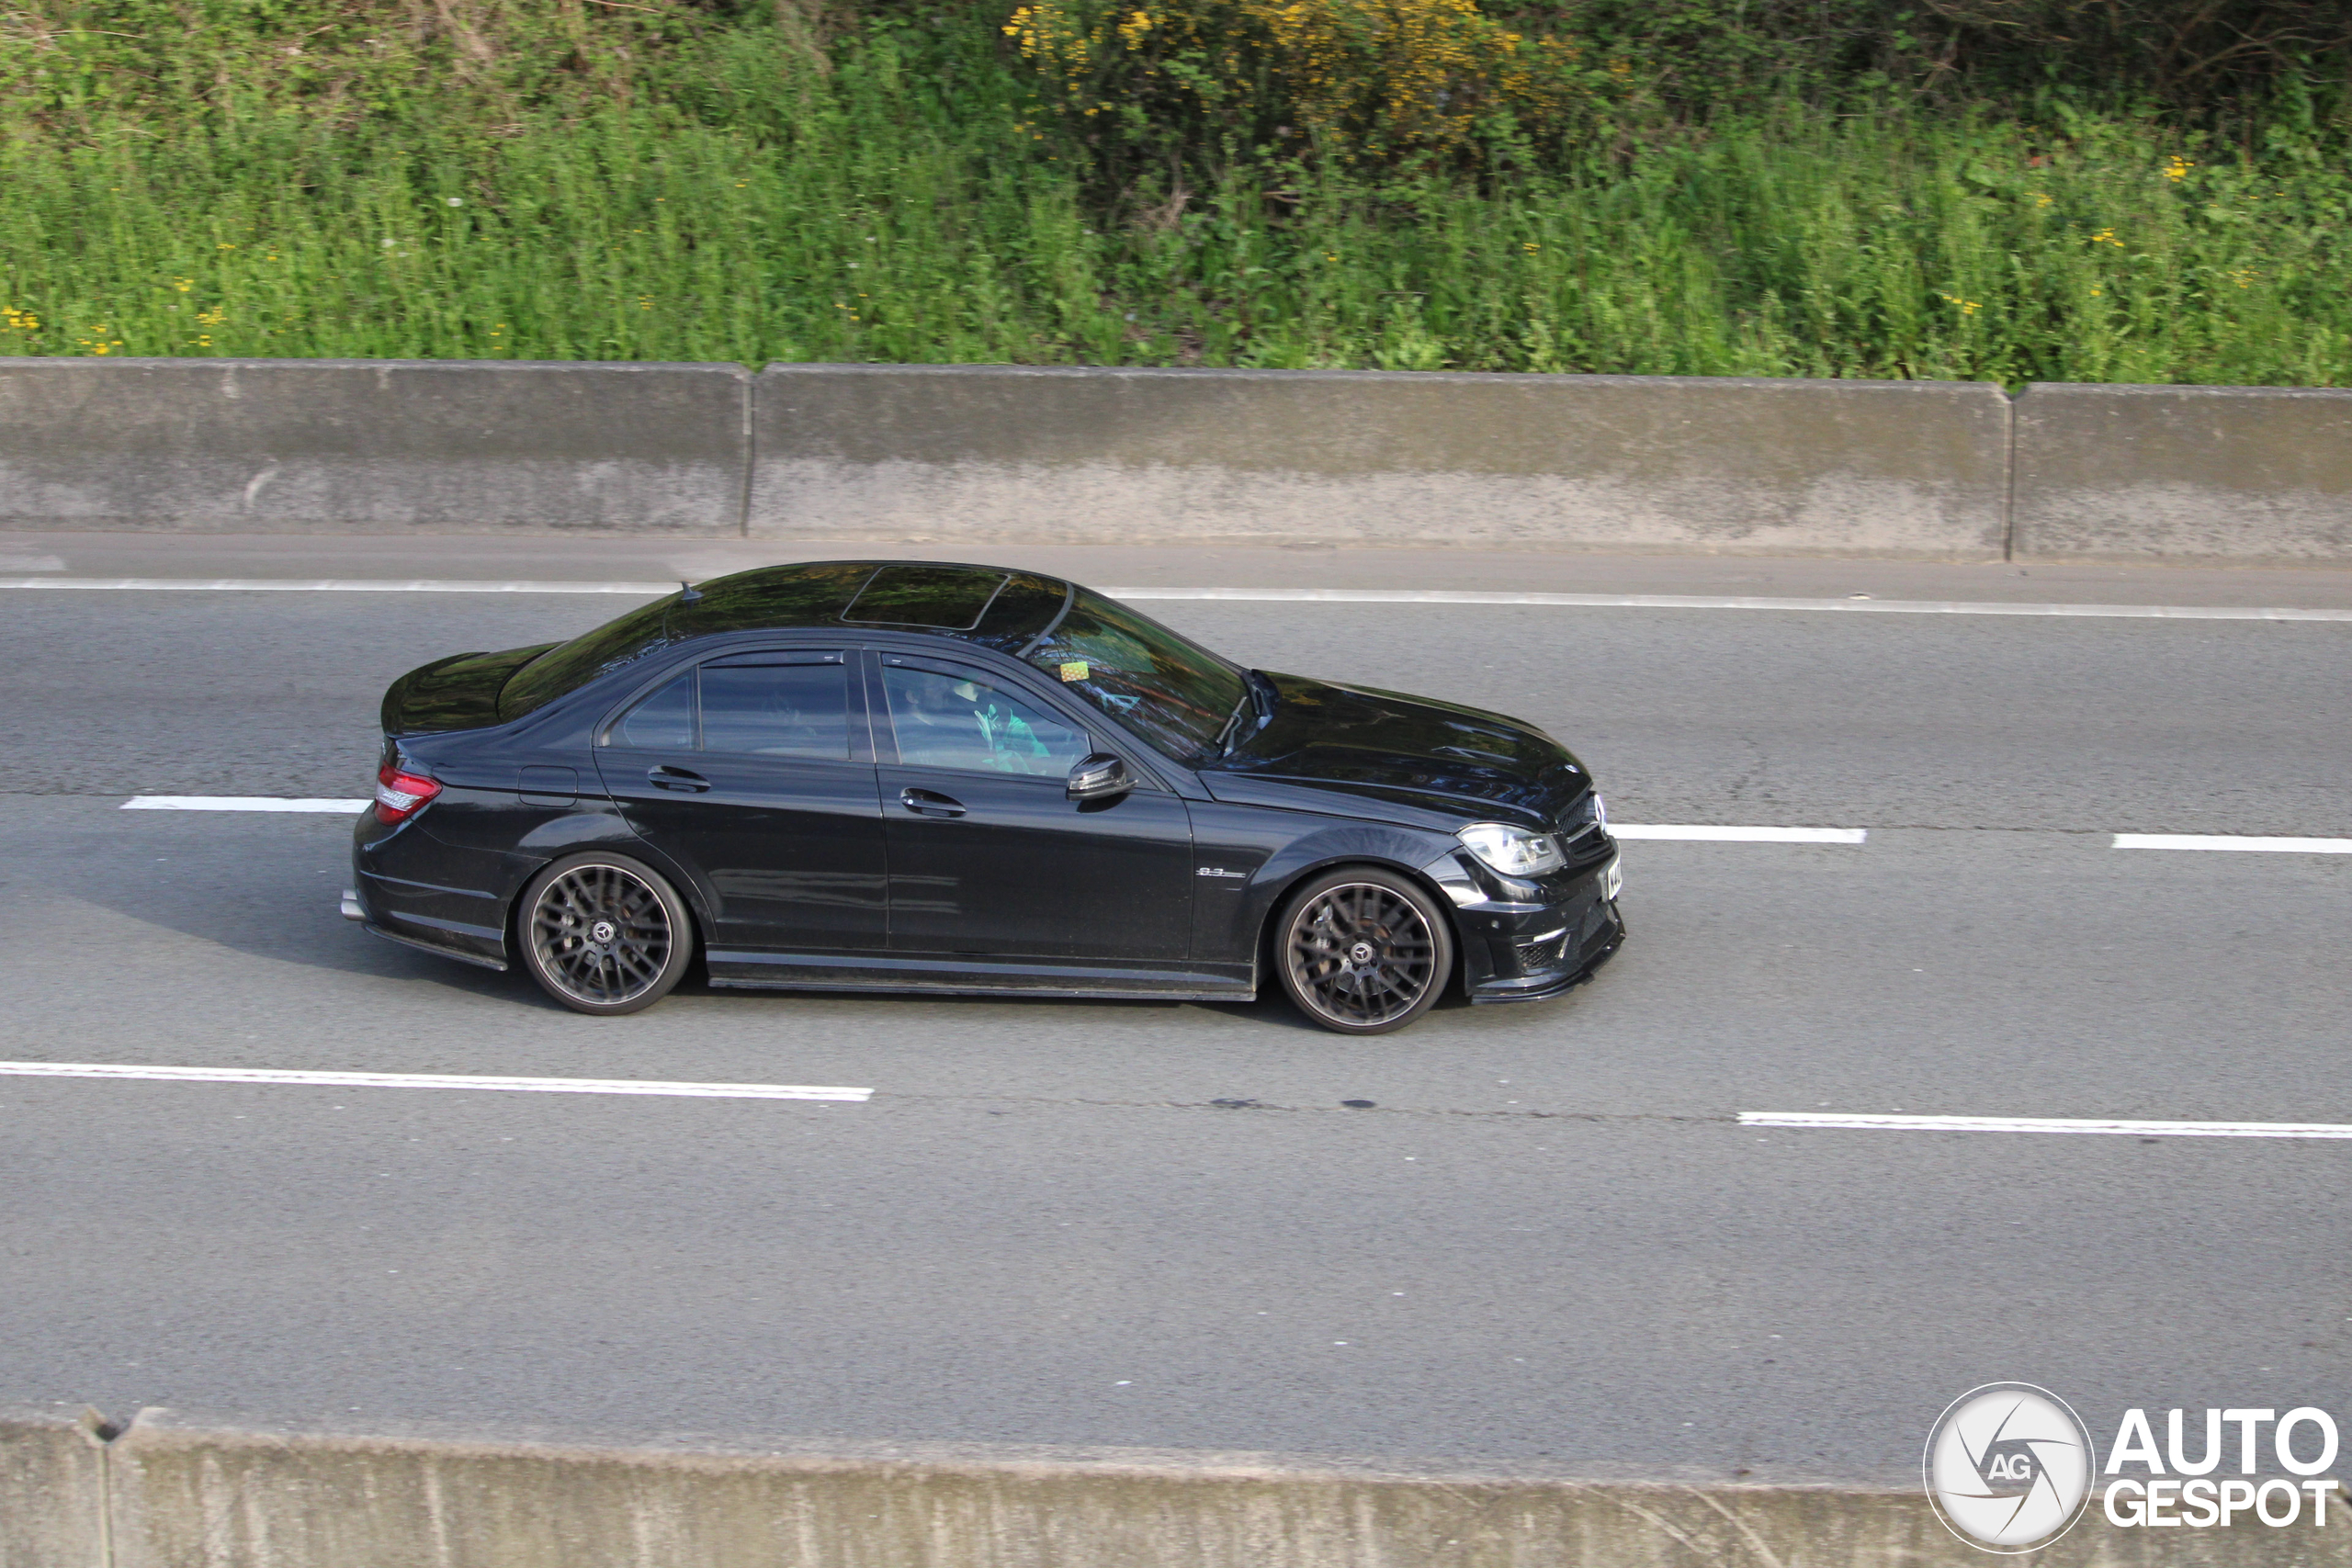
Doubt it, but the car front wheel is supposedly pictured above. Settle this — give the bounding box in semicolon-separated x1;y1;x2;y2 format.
1273;867;1453;1035
516;852;694;1016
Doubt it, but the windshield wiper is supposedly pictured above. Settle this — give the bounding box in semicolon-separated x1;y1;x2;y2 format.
1218;671;1276;756
1215;689;1253;757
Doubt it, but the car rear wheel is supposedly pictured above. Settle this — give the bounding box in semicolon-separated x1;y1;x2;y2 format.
516;852;693;1016
1273;867;1453;1035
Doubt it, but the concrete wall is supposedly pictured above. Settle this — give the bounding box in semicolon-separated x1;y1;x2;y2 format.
0;360;749;535
748;366;2014;558
2012;383;2352;565
23;1409;2335;1568
0;1409;107;1568
4;358;2351;564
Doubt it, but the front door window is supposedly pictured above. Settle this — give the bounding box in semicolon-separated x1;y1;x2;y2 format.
879;666;1091;778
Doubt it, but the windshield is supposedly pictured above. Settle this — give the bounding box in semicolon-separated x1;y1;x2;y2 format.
1022;590;1246;761
498;593;682;721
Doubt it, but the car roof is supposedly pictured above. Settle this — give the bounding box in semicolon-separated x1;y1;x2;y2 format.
673;560;1071;652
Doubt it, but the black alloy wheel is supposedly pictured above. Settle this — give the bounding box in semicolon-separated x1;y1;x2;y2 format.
1274;867;1453;1035
516;852;694;1016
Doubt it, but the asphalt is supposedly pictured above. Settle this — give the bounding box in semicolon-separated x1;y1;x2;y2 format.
3;538;2349;1484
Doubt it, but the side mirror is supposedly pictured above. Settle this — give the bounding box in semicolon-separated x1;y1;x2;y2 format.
1068;752;1132;801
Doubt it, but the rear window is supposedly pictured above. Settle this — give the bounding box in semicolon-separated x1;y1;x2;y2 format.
497;595;681;721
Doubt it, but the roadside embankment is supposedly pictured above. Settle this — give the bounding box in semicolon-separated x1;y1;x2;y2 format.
9;1407;2348;1568
2;360;2348;565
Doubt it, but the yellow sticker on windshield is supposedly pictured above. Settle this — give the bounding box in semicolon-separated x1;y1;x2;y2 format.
1058;660;1090;682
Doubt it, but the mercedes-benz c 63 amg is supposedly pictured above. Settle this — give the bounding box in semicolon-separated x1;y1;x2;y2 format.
346;560;1623;1034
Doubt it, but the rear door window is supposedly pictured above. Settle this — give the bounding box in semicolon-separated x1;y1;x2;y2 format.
699;655;851;761
611;671;695;750
604;651;851;757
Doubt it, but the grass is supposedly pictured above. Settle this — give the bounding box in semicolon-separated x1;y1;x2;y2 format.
2;16;2347;385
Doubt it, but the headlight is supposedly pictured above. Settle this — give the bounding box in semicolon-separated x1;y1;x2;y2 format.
1456;822;1565;878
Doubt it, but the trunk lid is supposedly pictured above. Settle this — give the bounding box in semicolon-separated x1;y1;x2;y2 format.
380;644;558;737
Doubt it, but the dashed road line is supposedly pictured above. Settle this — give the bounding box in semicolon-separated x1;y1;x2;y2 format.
2114;833;2352;854
0;1061;871;1102
111;800;2349;851
1744;1111;2352;1140
1610;825;1867;844
0;578;675;594
124;795;368;813
119;797;1875;840
1109;587;2352;622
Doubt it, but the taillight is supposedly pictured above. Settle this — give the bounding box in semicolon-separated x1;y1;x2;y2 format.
375;762;443;824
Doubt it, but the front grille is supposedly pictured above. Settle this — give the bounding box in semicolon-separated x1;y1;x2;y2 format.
1556;795;1608;858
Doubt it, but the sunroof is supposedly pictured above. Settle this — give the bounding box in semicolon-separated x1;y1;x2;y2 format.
841;565;1012;631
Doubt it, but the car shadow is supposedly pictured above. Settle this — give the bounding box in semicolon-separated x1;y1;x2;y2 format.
66;849;1325;1030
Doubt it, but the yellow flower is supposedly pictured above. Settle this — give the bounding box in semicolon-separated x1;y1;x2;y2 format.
2164;156;2194;181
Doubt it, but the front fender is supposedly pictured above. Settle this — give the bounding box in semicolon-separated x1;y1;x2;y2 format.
1187;799;1458;976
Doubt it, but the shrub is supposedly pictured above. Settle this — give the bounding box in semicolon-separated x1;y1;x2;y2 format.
1002;0;1594;172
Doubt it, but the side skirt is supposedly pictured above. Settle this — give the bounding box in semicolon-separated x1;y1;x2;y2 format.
707;949;1252;1002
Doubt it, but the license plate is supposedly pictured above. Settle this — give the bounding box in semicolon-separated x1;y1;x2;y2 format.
1599;859;1623;901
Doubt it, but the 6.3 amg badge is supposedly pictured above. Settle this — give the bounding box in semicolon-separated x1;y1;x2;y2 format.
1925;1382;2094;1552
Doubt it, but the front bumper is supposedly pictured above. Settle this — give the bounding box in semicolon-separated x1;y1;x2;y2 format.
1466;911;1624;1004
1420;844;1625;1004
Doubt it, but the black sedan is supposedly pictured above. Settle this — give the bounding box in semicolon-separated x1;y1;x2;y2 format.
346;560;1623;1034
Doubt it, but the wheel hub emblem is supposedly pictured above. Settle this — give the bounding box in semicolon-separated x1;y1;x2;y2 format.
590;919;617;943
1348;942;1375;964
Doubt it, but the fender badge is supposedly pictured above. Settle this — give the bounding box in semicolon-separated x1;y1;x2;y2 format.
1196;866;1246;878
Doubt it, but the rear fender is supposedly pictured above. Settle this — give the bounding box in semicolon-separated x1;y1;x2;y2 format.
502;827;714;960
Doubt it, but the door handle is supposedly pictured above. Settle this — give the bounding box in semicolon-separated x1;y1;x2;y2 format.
648;765;710;794
899;787;967;818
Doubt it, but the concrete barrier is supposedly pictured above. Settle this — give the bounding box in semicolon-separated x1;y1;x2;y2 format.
6;357;2352;565
749;365;2015;558
28;1409;2339;1568
0;1409;107;1568
9;1406;2352;1566
2014;383;2352;565
0;360;749;535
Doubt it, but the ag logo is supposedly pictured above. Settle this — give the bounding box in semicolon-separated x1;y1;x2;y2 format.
1925;1383;2094;1552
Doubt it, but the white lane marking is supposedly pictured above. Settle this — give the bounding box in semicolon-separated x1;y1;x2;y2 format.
0;1061;871;1102
1611;824;1868;844
1107;587;2352;622
2;578;2348;621
0;578;676;594
123;796;368;813
2114;833;2352;854
121;795;1876;843
1745;1111;2352;1140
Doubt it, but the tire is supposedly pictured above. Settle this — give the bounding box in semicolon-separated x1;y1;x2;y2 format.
1272;866;1453;1035
515;852;694;1017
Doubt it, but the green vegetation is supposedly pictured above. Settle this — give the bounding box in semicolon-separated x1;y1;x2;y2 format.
1;0;2346;382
